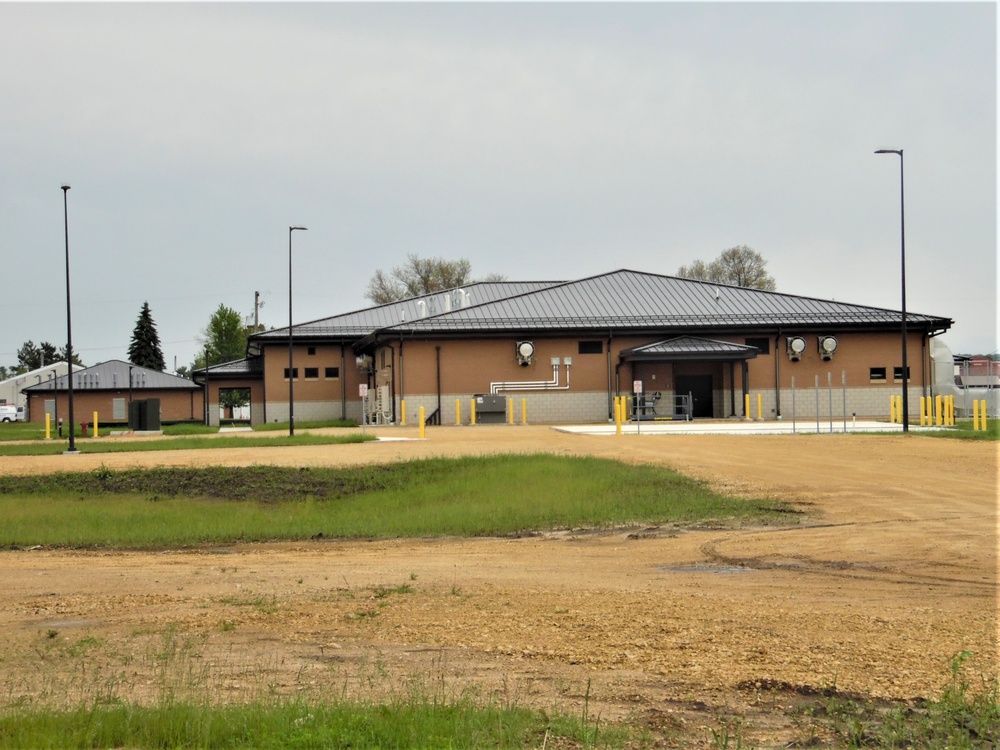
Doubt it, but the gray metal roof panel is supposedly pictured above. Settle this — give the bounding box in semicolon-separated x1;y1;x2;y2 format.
251;281;562;341
22;360;200;391
392;270;952;333
622;336;761;356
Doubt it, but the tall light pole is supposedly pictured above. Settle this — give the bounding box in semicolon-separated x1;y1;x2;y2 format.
874;149;908;432
61;184;79;453
288;226;307;436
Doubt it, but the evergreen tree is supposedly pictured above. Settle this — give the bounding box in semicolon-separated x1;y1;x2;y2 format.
128;301;166;371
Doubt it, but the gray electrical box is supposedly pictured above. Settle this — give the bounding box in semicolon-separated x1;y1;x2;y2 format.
474;394;507;424
128;398;161;431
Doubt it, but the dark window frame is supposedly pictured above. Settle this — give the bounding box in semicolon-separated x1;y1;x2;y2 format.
744;337;770;355
870;367;887;382
577;341;603;355
324;367;340;379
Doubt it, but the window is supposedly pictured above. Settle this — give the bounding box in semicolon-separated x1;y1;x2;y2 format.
283;368;299;379
870;367;887;382
578;341;603;355
745;337;770;355
304;367;319;380
307;347;317;356
325;367;340;379
893;366;911;382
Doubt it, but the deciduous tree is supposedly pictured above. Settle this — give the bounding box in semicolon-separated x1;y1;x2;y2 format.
677;245;776;291
366;255;504;304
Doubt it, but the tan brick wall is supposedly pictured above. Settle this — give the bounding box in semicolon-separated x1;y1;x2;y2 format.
27;389;204;425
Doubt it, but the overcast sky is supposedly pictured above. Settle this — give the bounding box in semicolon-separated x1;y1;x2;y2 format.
1;2;995;372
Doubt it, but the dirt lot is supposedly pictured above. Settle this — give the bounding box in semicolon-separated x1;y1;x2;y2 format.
0;425;996;746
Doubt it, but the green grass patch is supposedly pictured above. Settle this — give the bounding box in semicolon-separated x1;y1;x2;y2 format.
0;693;640;749
0;455;794;548
918;418;999;441
0;432;374;457
254;419;358;431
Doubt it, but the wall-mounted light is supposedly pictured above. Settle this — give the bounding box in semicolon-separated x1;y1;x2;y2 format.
818;336;839;361
786;336;807;361
516;341;535;366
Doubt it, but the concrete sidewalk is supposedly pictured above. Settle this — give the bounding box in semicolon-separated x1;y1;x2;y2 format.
554;419;946;436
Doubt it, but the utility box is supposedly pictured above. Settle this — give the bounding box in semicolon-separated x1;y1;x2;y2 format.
128;398;161;431
474;394;508;424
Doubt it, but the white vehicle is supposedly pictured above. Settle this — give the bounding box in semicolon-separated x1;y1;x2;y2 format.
0;404;17;422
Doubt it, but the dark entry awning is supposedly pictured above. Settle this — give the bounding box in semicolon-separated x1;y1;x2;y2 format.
618;336;761;363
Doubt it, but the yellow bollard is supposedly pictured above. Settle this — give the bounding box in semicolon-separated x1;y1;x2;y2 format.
400;399;406;427
455;399;461;426
919;396;927;426
935;395;943;426
470;399;477;426
973;400;981;431
949;395;955;426
890;395;896;424
508;398;514;425
744;393;750;419
45;412;51;440
521;398;527;425
419;406;425;439
981;400;988;431
756;393;763;420
93;411;99;437
615;396;622;435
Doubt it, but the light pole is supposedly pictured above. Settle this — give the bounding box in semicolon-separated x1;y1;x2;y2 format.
874;149;908;432
288;226;307;436
61;184;79;453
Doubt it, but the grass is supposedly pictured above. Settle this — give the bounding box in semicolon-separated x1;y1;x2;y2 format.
918;418;999;441
0;431;374;456
0;455;794;548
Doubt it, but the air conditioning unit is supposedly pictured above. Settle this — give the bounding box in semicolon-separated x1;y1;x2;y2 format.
818;336;839;361
516;341;535;366
786;336;807;361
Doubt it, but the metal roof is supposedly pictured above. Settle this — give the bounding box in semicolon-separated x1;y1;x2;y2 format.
22;360;200;392
251;281;561;342
388;269;952;335
619;336;761;362
192;358;263;378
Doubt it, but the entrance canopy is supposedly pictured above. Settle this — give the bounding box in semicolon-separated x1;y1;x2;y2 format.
618;336;760;363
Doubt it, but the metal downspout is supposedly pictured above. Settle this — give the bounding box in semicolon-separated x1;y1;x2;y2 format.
774;331;782;417
340;345;346;420
435;346;442;418
606;332;614;420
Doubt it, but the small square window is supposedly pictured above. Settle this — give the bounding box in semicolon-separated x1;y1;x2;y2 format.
745;337;770;355
578;341;603;355
870;367;887;382
893;366;911;382
325;367;340;379
304;367;319;380
307;347;317;356
283;368;299;380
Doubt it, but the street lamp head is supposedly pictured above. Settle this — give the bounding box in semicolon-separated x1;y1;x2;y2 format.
61;184;71;192
874;149;902;156
290;226;308;232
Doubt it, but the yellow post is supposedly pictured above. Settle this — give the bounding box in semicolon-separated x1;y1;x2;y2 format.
508;398;514;425
400;399;406;426
521;398;527;425
890;395;897;423
470;399;476;426
981;400;988;431
93;411;99;437
45;412;51;440
919;396;926;426
973;400;981;431
756;393;763;420
744;393;750;419
948;395;955;426
455;399;461;426
419;406;425;439
615;396;622;435
935;395;943;426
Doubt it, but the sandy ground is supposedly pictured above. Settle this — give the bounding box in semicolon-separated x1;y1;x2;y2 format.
0;425;996;746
